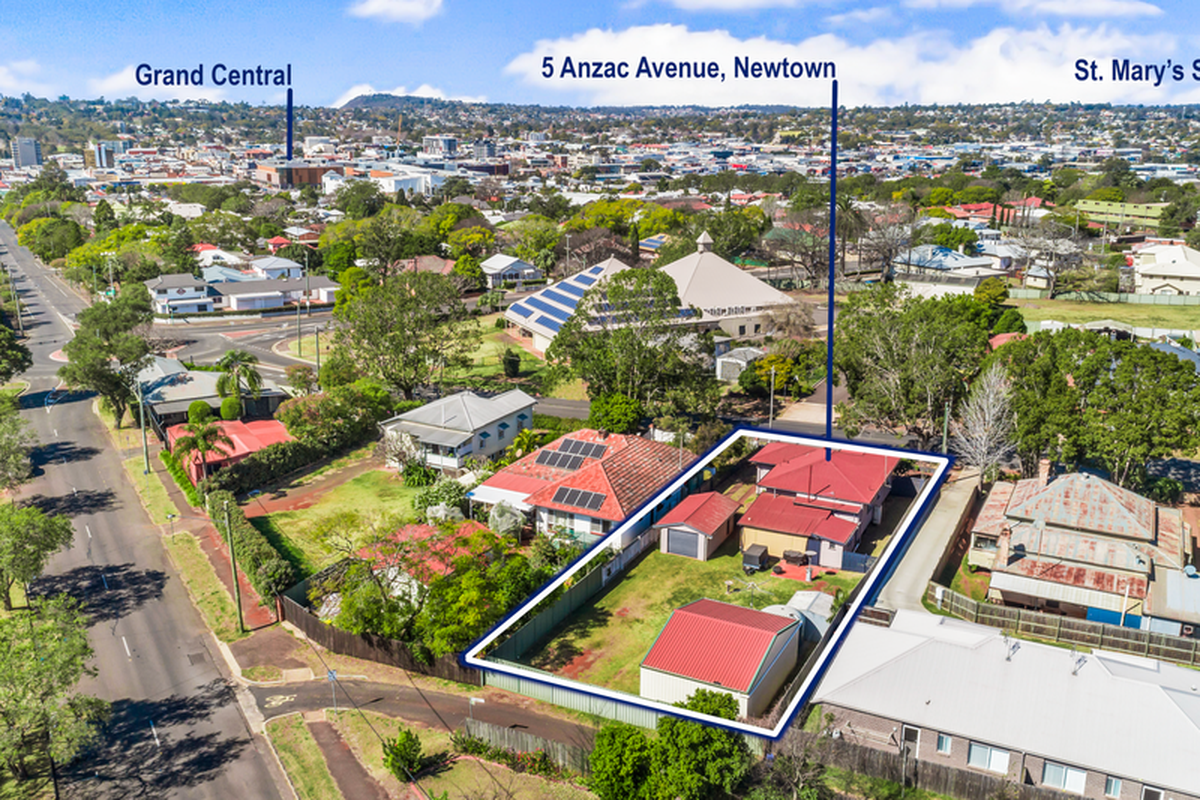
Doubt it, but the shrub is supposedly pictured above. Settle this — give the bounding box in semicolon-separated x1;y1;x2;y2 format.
188;400;213;425
402;460;437;488
206;489;295;600
493;316;506;329
220;396;241;421
160;450;203;508
501;348;521;378
449;732;568;780
382;729;423;781
199;439;320;496
393;399;424;415
412;477;468;520
587;394;643;434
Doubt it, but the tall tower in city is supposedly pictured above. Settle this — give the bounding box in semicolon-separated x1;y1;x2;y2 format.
11;137;43;168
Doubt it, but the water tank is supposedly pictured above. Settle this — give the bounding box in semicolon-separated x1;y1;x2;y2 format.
1185;564;1198;579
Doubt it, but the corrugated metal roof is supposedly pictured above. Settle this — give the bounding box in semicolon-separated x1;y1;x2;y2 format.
1007;473;1155;542
753;443;898;505
1006;522;1150;574
814;610;1200;797
972;482;1015;537
653;492;739;536
739;493;859;544
641;599;798;692
995;555;1148;600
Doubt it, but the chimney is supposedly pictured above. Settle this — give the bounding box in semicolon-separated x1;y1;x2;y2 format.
696;231;714;253
1037;458;1051;486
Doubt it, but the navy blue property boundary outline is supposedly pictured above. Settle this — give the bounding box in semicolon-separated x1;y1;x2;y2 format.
462;427;952;739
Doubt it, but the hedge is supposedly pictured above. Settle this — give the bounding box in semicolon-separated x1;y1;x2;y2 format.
206;489;295;601
199;439;322;497
160;450;204;508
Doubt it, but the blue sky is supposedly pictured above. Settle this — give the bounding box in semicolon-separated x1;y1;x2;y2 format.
1;0;1197;108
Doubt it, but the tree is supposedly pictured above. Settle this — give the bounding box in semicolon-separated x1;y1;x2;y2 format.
163;218;198;275
649;689;751;800
215;349;263;417
508;215;562;272
973;276;1009;307
219;396;241;421
172;419;234;482
590;723;653;800
993;308;1027;335
546;268;707;409
951;363;1016;482
334;272;480;400
446;226;495;260
835;284;989;448
451;255;485;291
0;327;32;386
382;729;423;781
922;222;979;253
587;394;644;434
286;364;318;396
187;400;212;425
0;405;34;496
334;180;386;219
0;504;74;611
0;594;110;781
92;199;117;236
58;284;152;427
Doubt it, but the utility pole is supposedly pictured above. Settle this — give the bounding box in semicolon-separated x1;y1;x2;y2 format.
942;401;951;455
225;502;244;633
768;366;776;428
137;378;150;475
305;246;312;317
315;324;322;373
296;298;302;357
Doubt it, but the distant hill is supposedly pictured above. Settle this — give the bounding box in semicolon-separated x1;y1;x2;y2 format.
336;93;799;116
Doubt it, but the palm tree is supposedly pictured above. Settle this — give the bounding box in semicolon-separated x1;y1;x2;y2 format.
172;419;234;484
216;349;263;418
835;194;867;280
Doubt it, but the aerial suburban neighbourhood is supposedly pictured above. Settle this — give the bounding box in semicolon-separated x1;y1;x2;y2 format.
3;4;1200;799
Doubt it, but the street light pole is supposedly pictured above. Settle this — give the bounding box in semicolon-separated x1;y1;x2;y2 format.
137;377;150;475
224;501;245;633
768;366;776;428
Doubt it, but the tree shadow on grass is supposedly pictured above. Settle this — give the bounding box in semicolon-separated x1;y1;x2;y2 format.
60;679;249;799
524;606;612;672
30;563;168;624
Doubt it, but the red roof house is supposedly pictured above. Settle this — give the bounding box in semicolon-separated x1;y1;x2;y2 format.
640;598;800;718
167;419;294;484
266;235;292;254
741;443;899;569
653;492;741;561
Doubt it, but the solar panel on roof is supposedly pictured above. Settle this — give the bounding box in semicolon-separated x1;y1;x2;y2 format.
584;442;608;459
575;275;596;286
509;303;533;318
534;315;562;333
558;282;585;298
535;450;556;466
564;488;582;506
551;487;608;510
541;289;579;308
526;296;571;321
585;492;606;511
589;265;604;275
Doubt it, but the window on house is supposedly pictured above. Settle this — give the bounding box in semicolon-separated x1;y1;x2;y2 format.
1042;762;1086;794
738;325;746;335
936;733;951;754
967;742;1010;774
754;324;761;333
1142;788;1163;800
1105;777;1122;798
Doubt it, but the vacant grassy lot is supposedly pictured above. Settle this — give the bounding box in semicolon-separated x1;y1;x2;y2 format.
249;469;421;579
266;715;344;800
328;710;596;800
524;539;862;696
1013;297;1200;331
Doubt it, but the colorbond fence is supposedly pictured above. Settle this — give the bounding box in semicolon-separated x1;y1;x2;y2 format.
926;583;1200;667
819;738;1078;800
1010;288;1200;305
462;718;594;776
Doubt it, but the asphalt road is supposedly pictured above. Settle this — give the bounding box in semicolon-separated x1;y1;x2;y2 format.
0;222;286;800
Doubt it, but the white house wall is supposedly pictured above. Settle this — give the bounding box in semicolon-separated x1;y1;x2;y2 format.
747;625;801;718
639;667;751;718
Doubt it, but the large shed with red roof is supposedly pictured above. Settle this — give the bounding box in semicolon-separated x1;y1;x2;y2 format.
652;491;740;561
640;598;800;718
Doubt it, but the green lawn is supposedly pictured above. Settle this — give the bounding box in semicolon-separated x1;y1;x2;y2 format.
122;456;180;524
0;750;53;800
249;469;421;579
163;533;248;643
524;539;862;695
266;715;345;800
948;552;991;603
1013;297;1200;331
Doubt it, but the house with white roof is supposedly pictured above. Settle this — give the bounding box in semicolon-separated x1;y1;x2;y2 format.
1133;244;1200;295
380;389;537;474
144;273;213;314
815;610;1200;800
480;254;542;289
249;256;304;280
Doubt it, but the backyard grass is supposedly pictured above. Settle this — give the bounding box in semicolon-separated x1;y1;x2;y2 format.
948;552;991;603
163;533;249;643
249;469;421;579
1012;297;1200;331
523;539;863;696
265;715;345;800
122;456;180;524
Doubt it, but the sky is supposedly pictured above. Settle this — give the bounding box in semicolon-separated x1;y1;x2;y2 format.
2;0;1200;109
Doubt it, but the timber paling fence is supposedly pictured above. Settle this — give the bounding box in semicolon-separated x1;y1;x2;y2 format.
819;738;1077;800
278;594;483;685
926;583;1200;667
462;718;594;776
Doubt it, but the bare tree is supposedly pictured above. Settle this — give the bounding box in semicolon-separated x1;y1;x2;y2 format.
858;206;918;278
767;300;816;342
765;208;830;286
951;362;1016;482
1008;220;1083;297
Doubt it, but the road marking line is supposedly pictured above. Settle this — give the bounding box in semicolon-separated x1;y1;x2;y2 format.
101;572;108;589
150;721;160;747
122;637;131;658
86;525;91;539
72;487;77;495
264;694;296;709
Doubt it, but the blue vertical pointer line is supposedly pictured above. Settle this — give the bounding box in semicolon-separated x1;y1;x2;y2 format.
286;88;294;161
826;79;838;461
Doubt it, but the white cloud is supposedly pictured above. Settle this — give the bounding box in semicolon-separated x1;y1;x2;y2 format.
0;59;53;95
904;0;1163;17
347;0;443;23
826;6;892;25
505;23;1175;107
87;65;228;102
331;82;485;108
661;0;804;8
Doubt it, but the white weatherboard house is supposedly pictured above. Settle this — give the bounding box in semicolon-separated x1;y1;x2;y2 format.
1134;244;1200;295
481;254;542;289
380;390;537;473
143;274;213;314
